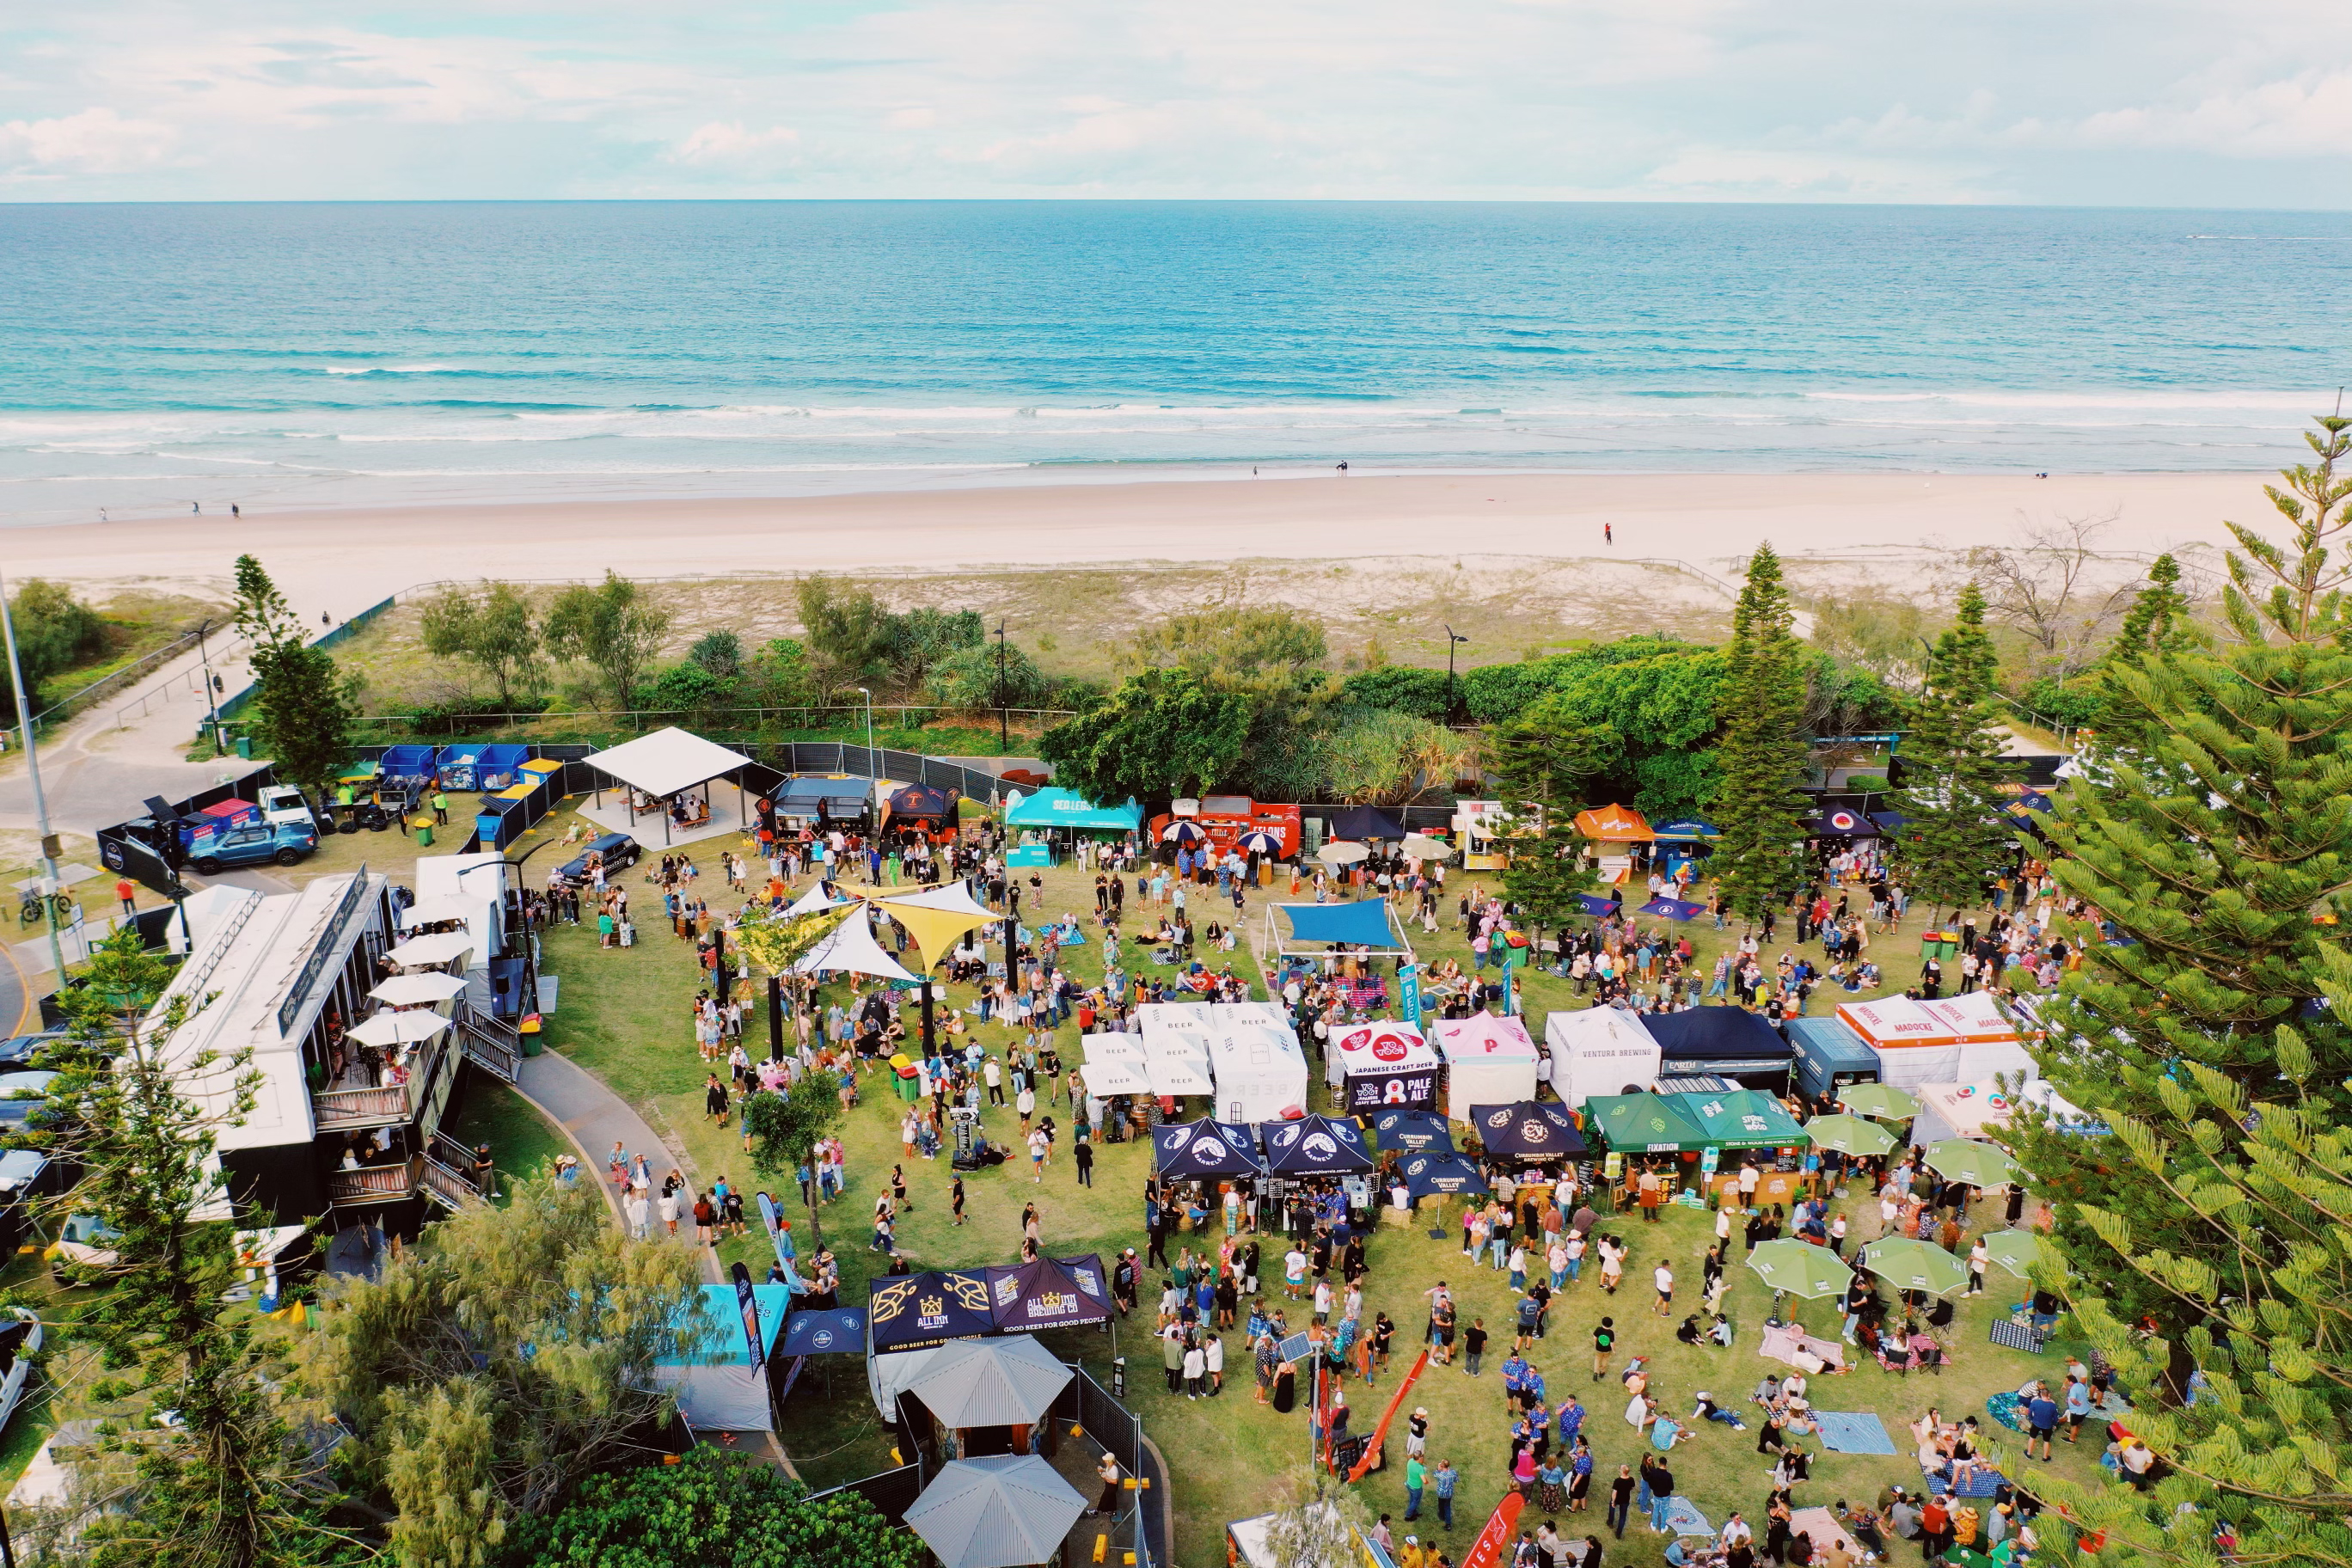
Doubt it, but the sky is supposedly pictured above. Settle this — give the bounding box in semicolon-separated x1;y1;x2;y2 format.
2;0;2348;205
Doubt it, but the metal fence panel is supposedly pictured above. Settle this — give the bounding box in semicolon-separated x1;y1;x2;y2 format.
805;1462;925;1527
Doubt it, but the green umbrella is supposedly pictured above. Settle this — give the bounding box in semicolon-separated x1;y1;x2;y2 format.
1745;1239;1855;1299
1804;1113;1897;1157
1858;1237;1970;1295
1924;1138;2018;1189
1982;1228;2041;1277
1836;1082;1921;1120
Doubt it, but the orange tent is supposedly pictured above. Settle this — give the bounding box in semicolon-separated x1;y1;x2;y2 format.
1571;804;1654;842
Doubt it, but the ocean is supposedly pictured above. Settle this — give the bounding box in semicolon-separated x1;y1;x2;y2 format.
1;201;2346;523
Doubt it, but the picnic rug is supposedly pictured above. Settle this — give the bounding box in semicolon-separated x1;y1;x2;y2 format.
1814;1411;1898;1455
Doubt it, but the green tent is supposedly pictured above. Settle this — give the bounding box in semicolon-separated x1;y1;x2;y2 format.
1669;1089;1809;1150
1583;1093;1711;1154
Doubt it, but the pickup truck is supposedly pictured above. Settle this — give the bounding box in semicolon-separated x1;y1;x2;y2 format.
254;784;322;833
188;820;319;874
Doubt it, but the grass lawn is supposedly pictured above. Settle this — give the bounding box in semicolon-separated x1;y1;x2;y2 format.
511;808;2102;1565
444;1078;573;1198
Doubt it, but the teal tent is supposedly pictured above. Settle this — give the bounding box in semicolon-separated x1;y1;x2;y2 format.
1002;788;1142;832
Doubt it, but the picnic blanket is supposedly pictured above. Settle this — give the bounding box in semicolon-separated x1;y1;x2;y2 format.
1986;1392;2025;1431
1790;1508;1861;1560
1760;1323;1851;1374
1814;1411;1898;1455
1932;1467;2009;1500
1657;1496;1713;1538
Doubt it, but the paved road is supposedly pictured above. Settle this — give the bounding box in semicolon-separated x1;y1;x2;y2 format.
515;1049;722;1284
0;639;254;837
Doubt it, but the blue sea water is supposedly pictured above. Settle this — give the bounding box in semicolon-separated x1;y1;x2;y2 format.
0;201;2346;522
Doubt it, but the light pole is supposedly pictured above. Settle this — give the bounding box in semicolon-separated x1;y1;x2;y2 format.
195;616;223;757
0;571;67;983
1444;625;1469;725
856;687;874;776
993;618;1009;755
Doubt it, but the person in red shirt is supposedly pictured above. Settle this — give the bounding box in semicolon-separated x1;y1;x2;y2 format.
115;879;137;917
1920;1497;1951;1561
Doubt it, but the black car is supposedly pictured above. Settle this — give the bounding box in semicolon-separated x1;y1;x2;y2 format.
556;833;641;882
0;1034;64;1069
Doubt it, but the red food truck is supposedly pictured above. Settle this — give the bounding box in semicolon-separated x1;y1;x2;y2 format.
1146;795;1302;859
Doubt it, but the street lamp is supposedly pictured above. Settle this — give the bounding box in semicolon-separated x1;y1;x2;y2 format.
1444;625;1469;725
856;687;874;774
994;618;1009;755
194;616;223;757
0;570;66;984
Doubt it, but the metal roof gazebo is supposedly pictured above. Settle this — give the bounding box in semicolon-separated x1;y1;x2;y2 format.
579;726;756;844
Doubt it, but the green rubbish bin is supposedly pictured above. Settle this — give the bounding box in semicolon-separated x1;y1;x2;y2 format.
415;821;434;847
894;1071;921;1103
235;735;253;759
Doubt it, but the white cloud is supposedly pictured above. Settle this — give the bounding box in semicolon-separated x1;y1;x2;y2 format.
0;107;175;179
671;121;802;169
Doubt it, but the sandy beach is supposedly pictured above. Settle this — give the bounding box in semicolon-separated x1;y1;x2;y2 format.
3;469;2263;617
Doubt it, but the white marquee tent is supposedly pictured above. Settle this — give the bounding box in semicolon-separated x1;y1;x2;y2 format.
1544;1004;1663;1106
1431;1013;1544;1120
1208;1020;1310;1124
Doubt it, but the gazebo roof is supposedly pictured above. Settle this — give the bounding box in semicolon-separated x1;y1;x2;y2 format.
582;727;751;798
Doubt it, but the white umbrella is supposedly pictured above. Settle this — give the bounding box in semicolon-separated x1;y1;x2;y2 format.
383;932;475;968
347;1011;450;1048
369;972;469;1007
1402;833;1455;862
398;895;481;931
1317;841;1369;867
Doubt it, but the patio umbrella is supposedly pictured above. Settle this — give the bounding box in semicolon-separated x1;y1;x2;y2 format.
1745;1239;1854;1299
1161;821;1208;845
904;1336;1074;1428
1924;1138;2018;1189
1803;1113;1896;1158
903;1455;1087;1568
398;894;481;931
1401;833;1455;861
346;1011;450;1048
368;972;469;1007
1397;1151;1490;1203
1316;841;1369;867
383;932;475;969
1638;897;1706;922
1237;830;1282;856
1836;1082;1921;1121
1858;1237;1969;1295
1982;1228;2042;1277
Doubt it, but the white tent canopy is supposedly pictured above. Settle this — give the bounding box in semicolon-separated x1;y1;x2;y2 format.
1078;1032;1154;1097
583;727;752;799
1544;1005;1663;1106
782;883;849;920
792;909;918;984
1835;996;1962;1087
1324;1018;1437;1089
1136;1004;1216;1097
1920;991;2024;1044
1432;1013;1543;1120
383;932;475;969
1209;1020;1311;1124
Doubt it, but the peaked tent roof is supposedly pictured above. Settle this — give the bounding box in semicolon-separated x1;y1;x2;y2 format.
1151;1119;1265;1179
1260;1113;1375;1175
1369;1107;1455;1152
1639;1007;1796;1063
1673;1087;1809;1148
1003;788;1142;831
854;880;1001;965
1583;1091;1712;1153
779;1307;867;1357
583;727;752;799
905;1334;1074;1427
982;1255;1113;1334
904;1455;1089;1568
868;1268;997;1351
1466;1099;1588;1161
1572;804;1654;841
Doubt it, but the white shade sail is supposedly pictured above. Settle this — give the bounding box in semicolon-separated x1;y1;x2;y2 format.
791;909;919;984
368;972;469;1007
383;932;475;969
346;1011;450;1048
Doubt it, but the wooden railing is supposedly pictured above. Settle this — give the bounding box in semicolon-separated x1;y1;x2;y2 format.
420;1155;482;1210
313;1082;413;1130
461;1015;522;1085
326;1157;421;1205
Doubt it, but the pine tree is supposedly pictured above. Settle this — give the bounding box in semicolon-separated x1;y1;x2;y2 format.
1712;543;1811;923
1488;694;1610;925
2008;415;2352;1566
233;554;357;797
2088;551;2195;763
1890;582;2014;920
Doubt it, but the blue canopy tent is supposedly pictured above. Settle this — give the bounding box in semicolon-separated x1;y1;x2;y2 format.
1397;1150;1491;1202
1150;1119;1265;1179
1002;788;1142;833
780;1307;867;1357
653;1282;793;1432
1466;1100;1588;1162
983;1254;1113;1332
1649;818;1719;877
1577;893;1625;917
1370;1107;1455;1153
1267;899;1416;959
1638;897;1706;921
1812;806;1880;837
1638;1007;1797;1089
867;1268;998;1352
1261;1114;1375;1176
776;775;873;822
1327;805;1406;842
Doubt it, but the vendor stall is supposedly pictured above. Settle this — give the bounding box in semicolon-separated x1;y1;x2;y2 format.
1001;787;1142;860
1572;803;1654;886
1431;1012;1543;1120
1326;1020;1440;1114
1544;1004;1664;1105
1834;997;1963;1087
1583;1092;1710;1155
653;1282;791;1434
1638;1007;1797;1091
1077;1032;1153;1098
1150;1119;1265;1181
1466;1099;1587;1162
1783;1016;1882;1099
1260;1114;1375;1176
1208;1019;1311;1124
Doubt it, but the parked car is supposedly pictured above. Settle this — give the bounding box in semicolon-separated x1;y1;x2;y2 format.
556;833;641;882
0;1310;41;1437
0;1032;65;1069
0;1070;61;1132
189;820;319;875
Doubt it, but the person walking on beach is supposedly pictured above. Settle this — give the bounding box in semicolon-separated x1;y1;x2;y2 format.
1603;522;1614;546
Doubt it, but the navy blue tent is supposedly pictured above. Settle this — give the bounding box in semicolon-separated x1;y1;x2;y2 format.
867;1268;996;1351
780;1308;867;1357
1467;1101;1588;1162
1398;1150;1491;1202
1370;1108;1455;1154
1260;1114;1375;1176
1577;894;1622;917
1638;1008;1796;1075
1328;805;1406;842
1638;897;1706;922
1150;1119;1264;1179
983;1253;1112;1332
1276;901;1406;949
